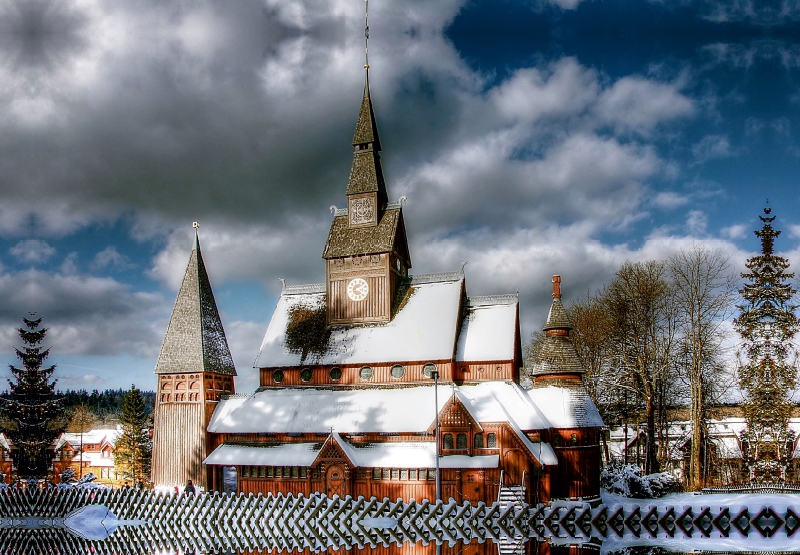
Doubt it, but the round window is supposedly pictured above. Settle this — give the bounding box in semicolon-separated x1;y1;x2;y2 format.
391;364;405;379
422;363;437;378
272;370;284;384
360;366;373;380
300;368;313;382
329;367;342;381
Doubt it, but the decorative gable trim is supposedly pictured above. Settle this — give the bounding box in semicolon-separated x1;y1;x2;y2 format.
430;395;483;433
311;434;356;469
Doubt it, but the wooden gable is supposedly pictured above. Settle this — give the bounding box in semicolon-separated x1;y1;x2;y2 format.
311;435;355;469
434;396;483;432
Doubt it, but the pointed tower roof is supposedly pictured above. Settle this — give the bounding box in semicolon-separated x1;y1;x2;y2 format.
530;276;585;378
542;276;572;331
345;78;387;197
154;231;237;376
352;79;381;149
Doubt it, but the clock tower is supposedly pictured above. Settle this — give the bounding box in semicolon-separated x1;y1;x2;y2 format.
322;73;411;324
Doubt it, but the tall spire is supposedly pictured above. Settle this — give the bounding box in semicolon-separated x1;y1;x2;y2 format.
351;0;380;150
346;0;385;199
154;228;236;376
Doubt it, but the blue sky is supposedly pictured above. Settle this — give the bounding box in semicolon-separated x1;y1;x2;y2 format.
0;0;798;393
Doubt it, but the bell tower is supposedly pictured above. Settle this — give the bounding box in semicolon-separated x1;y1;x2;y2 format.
151;226;236;489
321;2;410;325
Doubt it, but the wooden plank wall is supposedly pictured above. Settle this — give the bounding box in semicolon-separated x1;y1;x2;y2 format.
152;402;206;489
260;361;451;387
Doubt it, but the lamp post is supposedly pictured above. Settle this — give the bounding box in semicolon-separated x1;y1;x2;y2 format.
431;369;441;503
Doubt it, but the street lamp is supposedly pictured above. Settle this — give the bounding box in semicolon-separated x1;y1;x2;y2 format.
424;363;441;503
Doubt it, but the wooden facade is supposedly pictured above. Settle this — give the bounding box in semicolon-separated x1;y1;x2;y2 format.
152;371;233;489
259;360;518;388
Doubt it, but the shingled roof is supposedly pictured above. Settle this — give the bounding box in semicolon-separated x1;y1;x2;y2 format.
529;277;584;377
322;207;402;259
352;80;381;148
346;150;386;195
154;233;237;376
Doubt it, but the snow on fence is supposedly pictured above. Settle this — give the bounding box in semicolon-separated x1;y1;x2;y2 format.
1;489;800;553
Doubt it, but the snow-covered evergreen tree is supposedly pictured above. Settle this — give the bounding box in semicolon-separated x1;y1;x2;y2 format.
0;317;66;479
734;208;799;482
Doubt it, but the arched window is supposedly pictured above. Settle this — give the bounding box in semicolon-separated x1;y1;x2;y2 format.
443;433;454;450
487;433;497;448
474;433;484;449
456;433;467;450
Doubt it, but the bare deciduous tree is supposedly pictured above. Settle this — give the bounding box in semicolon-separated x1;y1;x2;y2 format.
601;260;678;474
669;246;736;490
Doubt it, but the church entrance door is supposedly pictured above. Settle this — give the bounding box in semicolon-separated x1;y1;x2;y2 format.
326;465;345;497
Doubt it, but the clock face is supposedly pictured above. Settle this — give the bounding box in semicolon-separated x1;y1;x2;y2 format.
347;278;369;301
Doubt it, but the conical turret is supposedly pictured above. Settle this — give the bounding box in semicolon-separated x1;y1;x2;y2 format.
530;276;585;381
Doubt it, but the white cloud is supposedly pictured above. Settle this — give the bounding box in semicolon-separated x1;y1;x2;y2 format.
91;246;133;270
686;210;709;235
594;76;695;134
10;239;56;264
652;191;690;209
0;269;166;357
722;224;748;239
691;134;734;163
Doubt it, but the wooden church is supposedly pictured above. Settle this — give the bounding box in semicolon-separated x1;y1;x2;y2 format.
151;56;604;504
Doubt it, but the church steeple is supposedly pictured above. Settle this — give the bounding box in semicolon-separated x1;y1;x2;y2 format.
321;3;411;325
152;224;236;490
154;227;236;376
344;2;387;221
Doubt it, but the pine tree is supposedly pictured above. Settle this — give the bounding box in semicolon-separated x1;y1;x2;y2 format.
734;208;799;482
114;385;152;485
0;317;66;479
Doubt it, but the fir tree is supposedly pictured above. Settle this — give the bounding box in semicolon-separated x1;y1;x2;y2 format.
734;208;799;482
114;385;152;484
0;317;66;479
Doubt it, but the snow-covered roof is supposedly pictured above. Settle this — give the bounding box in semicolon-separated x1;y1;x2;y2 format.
204;443;321;467
209;382;563;467
61;428;119;447
253;275;464;367
456;381;550;430
456;296;518;362
525;383;604;428
208;385;452;434
205;436;499;469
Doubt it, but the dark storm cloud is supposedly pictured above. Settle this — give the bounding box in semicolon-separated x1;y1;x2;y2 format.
0;0;89;72
0;269;165;357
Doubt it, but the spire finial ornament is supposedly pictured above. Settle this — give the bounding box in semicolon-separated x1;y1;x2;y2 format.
552;275;562;299
364;0;370;72
192;221;200;249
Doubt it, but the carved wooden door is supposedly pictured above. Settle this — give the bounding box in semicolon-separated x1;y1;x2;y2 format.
326;465;345;497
